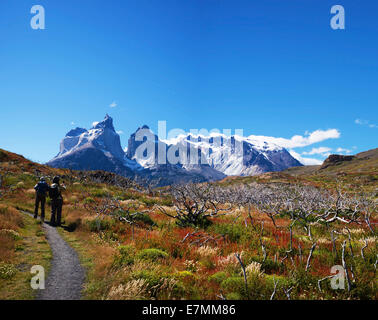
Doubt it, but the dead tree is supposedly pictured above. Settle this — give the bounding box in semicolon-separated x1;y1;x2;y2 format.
305;242;317;272
341;240;352;292
235;253;248;293
361;239;368;261
157;183;231;227
270;277;279;300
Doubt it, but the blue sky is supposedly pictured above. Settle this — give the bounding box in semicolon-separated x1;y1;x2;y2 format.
0;0;377;164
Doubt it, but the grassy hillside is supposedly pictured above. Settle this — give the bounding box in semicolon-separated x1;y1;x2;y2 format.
218;148;378;194
0;148;377;300
285;148;378;193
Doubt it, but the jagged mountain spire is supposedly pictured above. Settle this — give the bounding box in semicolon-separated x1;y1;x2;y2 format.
92;114;115;131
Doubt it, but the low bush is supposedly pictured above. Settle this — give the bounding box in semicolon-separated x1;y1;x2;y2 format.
208;271;227;284
136;248;168;261
66;218;82;232
0;263;17;279
211;224;243;242
132;213;156;226
113;245;135;267
221;277;245;293
83;197;95;205
174;271;195;281
91;188;110;198
87;218;113;232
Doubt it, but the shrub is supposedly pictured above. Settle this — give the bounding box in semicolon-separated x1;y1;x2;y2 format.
92;188;110;198
220;274;268;299
288;268;317;289
211;224;243;242
113;245;135;267
132;213;156;226
0;263;17;279
244;261;264;278
84;197;95;204
16;181;25;189
131;270;179;298
242;254;283;274
265;274;289;288
200;256;216;270
140;197;158;207
136;248;168;261
1;175;18;187
225;292;242;300
170;243;184;259
36;230;45;237
66;218;82;232
174;271;195;281
87;218;113;232
261;258;284;274
221;277;245;293
15;244;25;251
208;271;227;284
184;260;200;272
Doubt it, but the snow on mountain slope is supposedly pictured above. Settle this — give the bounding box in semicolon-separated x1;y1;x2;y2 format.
53;114;125;161
47;115;302;186
126;126;227;181
161;133;302;176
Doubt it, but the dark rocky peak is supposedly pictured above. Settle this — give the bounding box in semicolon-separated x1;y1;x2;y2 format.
127;125;160;159
321;154;355;169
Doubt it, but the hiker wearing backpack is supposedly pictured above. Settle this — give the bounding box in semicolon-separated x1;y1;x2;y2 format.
34;177;50;221
49;176;65;227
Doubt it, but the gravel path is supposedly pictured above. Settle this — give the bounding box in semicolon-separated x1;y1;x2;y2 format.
23;212;85;300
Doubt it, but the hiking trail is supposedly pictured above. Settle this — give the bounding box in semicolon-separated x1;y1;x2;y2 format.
23;211;85;300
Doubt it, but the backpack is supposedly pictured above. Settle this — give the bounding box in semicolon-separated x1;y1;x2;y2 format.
49;184;60;199
35;182;49;195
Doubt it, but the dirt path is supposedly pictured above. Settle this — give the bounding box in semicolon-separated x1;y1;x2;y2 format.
23;212;85;300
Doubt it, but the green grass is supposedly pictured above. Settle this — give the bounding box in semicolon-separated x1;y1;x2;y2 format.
0;213;51;300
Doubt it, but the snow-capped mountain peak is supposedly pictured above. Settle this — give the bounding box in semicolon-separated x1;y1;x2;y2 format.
52;114;124;161
47;116;302;186
92;114;115;131
158;132;294;176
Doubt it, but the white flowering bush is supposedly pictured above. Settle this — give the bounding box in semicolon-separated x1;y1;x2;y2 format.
196;245;219;258
244;261;264;278
184;260;200;272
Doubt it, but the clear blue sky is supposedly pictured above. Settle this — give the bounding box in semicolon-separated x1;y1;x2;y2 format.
0;0;377;164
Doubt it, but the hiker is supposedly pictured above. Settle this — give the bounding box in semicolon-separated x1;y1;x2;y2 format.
34;177;50;221
49;176;65;227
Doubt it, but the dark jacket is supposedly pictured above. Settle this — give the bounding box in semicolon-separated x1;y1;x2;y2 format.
34;181;50;196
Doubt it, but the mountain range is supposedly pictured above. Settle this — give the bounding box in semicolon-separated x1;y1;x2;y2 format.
47;115;302;186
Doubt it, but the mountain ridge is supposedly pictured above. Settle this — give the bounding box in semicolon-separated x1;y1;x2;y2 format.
46;115;303;185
